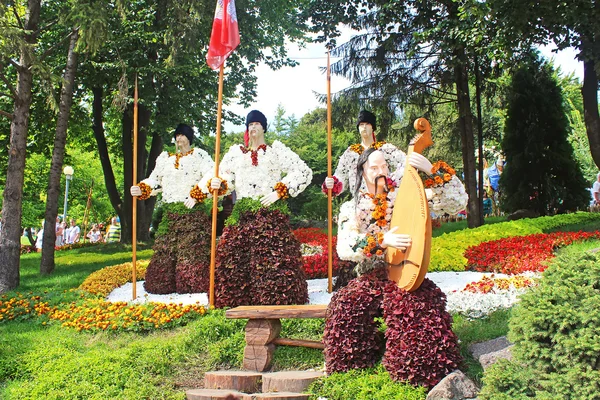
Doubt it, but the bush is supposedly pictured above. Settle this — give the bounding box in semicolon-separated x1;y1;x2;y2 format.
383;278;462;389
479;251;600;399
308;364;427;400
215;203;308;308
324;269;388;374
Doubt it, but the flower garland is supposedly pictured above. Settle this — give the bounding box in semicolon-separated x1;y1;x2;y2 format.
274;182;290;199
168;148;194;169
240;144;267;166
424;160;456;188
349;141;387;155
189;184;207;202
136;182;152;200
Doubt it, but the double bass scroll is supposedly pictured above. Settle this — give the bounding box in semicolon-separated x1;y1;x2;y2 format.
385;118;433;292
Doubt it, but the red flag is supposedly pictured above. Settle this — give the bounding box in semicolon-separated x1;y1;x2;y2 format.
206;0;240;70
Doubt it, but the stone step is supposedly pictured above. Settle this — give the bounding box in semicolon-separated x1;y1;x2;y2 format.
186;388;253;400
204;370;263;394
262;371;325;394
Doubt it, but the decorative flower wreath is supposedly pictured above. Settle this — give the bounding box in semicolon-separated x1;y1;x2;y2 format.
240;144;267;166
136;182;153;200
424;160;456;188
349;141;387;155
206;178;229;197
168;148;194;169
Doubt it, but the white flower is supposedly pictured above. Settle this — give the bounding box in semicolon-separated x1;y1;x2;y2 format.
142;148;214;203
428;175;468;215
199;140;312;200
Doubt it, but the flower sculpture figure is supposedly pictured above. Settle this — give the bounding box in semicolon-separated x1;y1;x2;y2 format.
423;160;468;216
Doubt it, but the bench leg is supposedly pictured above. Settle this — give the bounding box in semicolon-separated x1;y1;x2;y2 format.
243;319;281;371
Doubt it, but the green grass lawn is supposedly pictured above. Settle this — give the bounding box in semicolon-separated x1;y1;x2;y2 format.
2;218;599;400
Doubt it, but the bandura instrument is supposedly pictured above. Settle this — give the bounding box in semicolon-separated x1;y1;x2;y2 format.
386;118;433;291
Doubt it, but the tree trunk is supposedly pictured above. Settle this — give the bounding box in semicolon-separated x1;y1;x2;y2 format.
582;58;600;169
454;48;481;228
474;57;485;226
40;31;79;274
0;0;41;293
92;86;123;223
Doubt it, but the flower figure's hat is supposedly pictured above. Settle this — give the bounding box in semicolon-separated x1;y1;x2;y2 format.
357;110;377;132
245;110;267;146
173;124;194;145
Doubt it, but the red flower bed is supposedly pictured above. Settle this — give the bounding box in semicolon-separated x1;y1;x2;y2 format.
293;228;341;279
465;230;600;275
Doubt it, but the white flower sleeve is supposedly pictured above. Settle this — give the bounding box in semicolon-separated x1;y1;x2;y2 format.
198;145;236;197
333;148;356;195
272;140;312;197
428;175;468;216
336;201;367;262
141;151;168;195
380;143;406;184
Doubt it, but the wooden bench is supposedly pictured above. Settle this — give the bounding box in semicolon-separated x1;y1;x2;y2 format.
225;305;328;371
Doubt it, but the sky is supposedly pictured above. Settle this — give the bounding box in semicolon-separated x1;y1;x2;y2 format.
222;34;584;133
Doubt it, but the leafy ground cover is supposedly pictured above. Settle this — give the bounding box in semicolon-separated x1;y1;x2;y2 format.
1;215;599;399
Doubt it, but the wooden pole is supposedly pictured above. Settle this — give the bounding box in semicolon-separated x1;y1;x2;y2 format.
326;52;333;293
132;76;139;300
209;64;225;308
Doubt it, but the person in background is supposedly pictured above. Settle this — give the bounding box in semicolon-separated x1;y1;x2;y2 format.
86;224;102;243
483;191;493;217
55;216;64;247
592;172;600;206
65;219;80;244
105;217;121;243
35;225;44;251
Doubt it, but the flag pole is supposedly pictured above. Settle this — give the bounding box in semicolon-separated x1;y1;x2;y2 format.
209;64;225;308
326;51;333;293
132;76;139;300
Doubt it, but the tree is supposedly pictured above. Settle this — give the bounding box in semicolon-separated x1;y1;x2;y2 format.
0;0;42;293
491;0;600;169
500;54;589;215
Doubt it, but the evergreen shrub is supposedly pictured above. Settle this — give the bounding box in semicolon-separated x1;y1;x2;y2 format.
479;252;600;399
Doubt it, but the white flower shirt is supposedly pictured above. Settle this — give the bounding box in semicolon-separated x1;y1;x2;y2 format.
428;176;468;216
333;142;406;196
337;175;468;263
141;148;214;203
200;140;313;199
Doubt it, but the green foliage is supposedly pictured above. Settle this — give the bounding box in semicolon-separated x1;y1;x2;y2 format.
307;364;427;400
500;53;589;215
480;251;600;399
225;197;289;226
155;201;211;238
430;211;600;271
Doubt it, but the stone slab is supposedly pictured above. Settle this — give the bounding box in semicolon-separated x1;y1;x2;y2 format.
469;336;512;361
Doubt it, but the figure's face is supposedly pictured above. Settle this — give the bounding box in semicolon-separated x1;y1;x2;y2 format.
358;122;374;140
363;151;389;189
248;122;264;141
70;220;75;226
175;134;190;148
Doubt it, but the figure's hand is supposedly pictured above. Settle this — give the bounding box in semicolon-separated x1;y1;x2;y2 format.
260;191;280;207
324;177;335;190
184;197;197;209
409;153;433;175
210;177;222;191
130;186;142;197
381;226;412;251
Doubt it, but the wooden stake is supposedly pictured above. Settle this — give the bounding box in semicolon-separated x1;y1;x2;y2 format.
82;179;94;243
132;76;139;300
326;52;333;293
209;64;225;308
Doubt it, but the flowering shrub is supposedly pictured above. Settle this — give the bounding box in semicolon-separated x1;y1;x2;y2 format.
430;211;600;272
0;292;54;322
293;228;342;279
145;204;211;294
324;269;388;374
80;261;149;297
464;230;600;274
383;278;462;389
462;274;539;294
49;299;206;332
215;204;308;308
